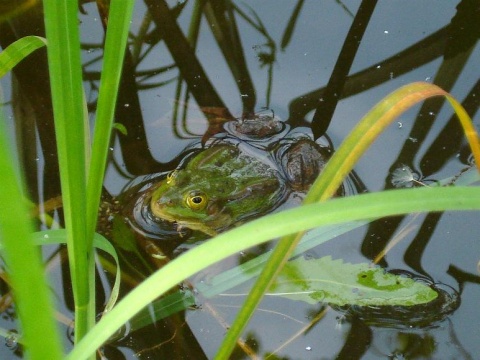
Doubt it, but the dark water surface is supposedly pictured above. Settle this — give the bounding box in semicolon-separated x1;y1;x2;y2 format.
1;1;480;359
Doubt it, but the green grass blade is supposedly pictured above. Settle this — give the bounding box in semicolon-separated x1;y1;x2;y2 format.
86;0;135;240
215;82;480;358
42;0;91;342
67;186;480;360
0;36;46;78
0;113;62;359
307;82;480;201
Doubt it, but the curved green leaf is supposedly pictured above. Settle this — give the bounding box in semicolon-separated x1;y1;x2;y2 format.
32;230;121;314
0;36;46;78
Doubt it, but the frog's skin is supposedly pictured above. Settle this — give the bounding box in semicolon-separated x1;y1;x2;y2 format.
150;144;287;236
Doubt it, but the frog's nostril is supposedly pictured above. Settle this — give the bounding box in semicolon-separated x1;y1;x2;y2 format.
157;198;173;207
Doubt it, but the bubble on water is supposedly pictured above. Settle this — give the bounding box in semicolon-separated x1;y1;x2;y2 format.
124;103;130;107
335;314;347;331
43;233;49;239
305;346;312;351
425;76;432;82
384;30;389;34
408;137;417;143
397;122;403;128
5;331;18;350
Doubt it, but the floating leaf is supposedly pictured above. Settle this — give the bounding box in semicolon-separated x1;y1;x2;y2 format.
269;256;437;306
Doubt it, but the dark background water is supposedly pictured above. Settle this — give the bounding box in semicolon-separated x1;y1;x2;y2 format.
1;0;479;359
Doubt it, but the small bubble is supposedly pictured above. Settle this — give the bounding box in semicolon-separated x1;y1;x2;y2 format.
384;30;389;34
429;111;435;116
335;315;347;330
34;157;40;161
390;72;394;79
425;76;432;82
43;234;49;239
124;103;130;107
5;331;18;349
109;147;114;151
305;346;312;351
408;137;417;142
376;65;381;69
397;122;403;128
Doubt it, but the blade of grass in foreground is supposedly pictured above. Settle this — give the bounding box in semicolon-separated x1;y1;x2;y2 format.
0;112;62;359
308;82;480;201
215;82;480;359
67;186;480;360
86;0;135;243
42;0;90;343
84;0;135;337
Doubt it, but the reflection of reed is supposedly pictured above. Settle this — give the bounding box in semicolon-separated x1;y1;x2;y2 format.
310;0;378;139
288;26;449;123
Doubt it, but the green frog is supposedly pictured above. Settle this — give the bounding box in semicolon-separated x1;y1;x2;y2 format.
150;135;334;236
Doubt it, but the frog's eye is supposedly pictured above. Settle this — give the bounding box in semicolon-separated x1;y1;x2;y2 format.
185;191;208;211
166;171;177;184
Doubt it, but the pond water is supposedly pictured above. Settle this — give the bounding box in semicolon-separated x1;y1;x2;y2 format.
1;1;480;359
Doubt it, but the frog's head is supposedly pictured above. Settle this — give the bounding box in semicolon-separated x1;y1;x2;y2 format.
150;144;285;236
150;169;235;236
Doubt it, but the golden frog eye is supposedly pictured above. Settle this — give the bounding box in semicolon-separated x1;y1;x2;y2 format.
185;191;208;211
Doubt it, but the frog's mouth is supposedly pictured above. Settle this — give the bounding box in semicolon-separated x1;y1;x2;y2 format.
150;199;176;223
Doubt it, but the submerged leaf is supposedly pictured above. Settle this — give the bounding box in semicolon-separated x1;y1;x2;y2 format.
269;256;437;306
